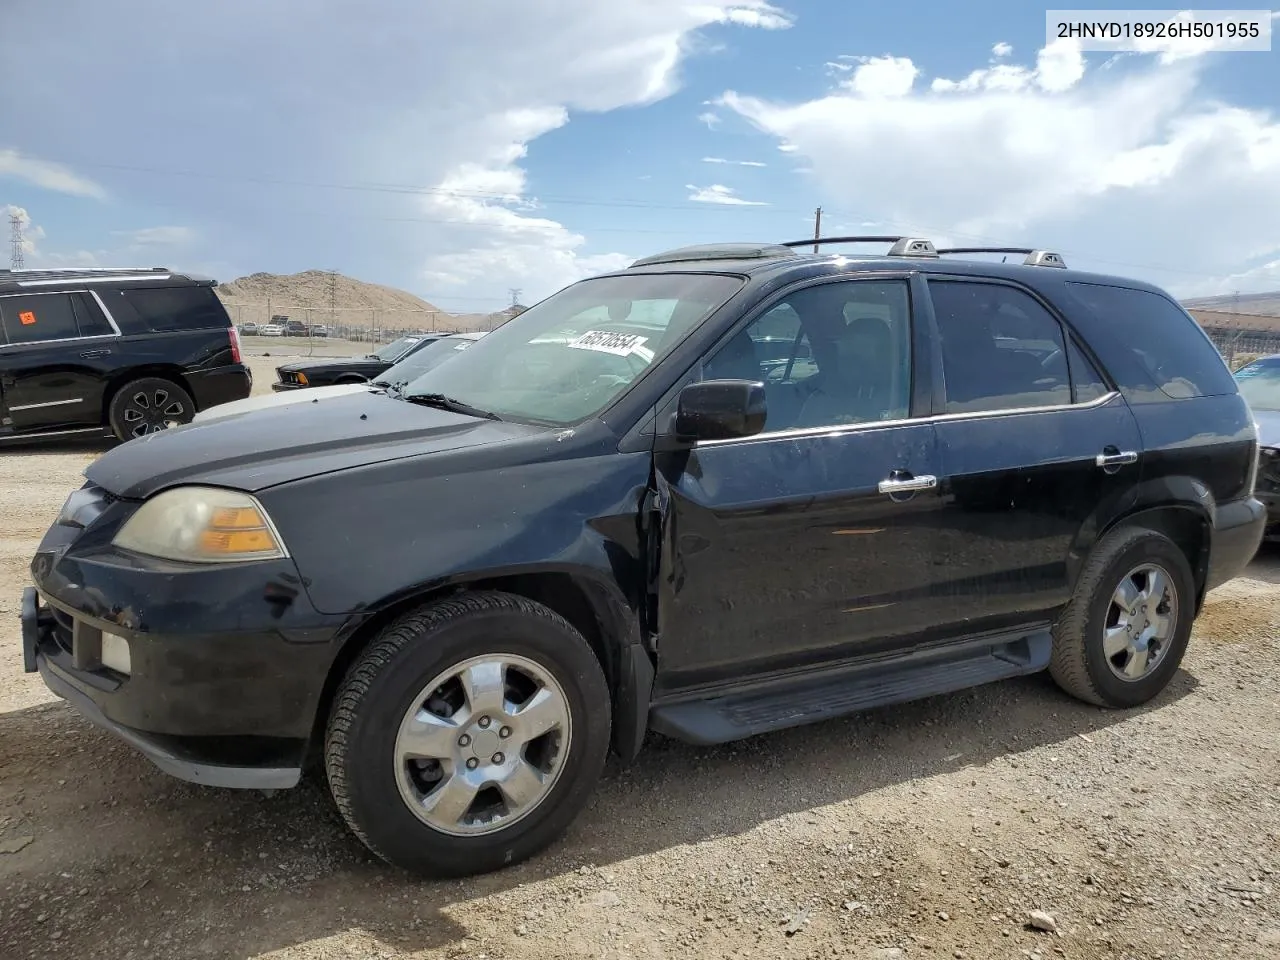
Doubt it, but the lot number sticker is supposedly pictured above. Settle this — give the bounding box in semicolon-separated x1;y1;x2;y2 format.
18;310;36;325
567;330;649;357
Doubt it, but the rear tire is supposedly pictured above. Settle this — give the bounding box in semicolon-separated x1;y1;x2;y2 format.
324;591;611;877
1050;525;1196;708
107;377;195;442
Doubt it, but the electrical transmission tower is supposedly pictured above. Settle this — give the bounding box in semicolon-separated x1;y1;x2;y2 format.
509;288;522;308
9;213;25;269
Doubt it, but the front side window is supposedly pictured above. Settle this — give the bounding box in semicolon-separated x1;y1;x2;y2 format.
401;273;744;425
698;279;913;431
929;280;1072;414
0;293;80;345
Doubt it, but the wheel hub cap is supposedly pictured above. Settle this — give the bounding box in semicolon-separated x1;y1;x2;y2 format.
393;653;571;837
1102;562;1178;682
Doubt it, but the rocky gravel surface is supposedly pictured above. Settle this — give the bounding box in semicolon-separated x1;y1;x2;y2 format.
1;390;1278;959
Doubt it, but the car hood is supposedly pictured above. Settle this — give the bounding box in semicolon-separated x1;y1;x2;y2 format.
85;390;549;499
276;356;388;373
193;383;372;422
1254;408;1280;448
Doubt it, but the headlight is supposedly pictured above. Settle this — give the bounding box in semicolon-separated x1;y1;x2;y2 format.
112;486;288;563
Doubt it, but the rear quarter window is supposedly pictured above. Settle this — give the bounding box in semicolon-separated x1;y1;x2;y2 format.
1065;281;1236;399
121;286;230;332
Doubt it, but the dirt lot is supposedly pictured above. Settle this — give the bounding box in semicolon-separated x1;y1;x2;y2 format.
1;367;1279;959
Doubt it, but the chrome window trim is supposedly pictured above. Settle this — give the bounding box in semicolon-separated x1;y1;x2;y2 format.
693;390;1121;448
0;288;123;347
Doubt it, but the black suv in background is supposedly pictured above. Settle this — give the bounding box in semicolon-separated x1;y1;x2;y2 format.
0;267;251;443
22;237;1264;878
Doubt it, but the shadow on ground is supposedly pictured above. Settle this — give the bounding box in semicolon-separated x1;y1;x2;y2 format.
0;665;1199;960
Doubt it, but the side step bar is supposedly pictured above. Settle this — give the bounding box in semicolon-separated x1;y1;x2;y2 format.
649;631;1052;745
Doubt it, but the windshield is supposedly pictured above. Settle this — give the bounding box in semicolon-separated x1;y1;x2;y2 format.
376;336;482;385
372;336;421;361
1235;359;1280;411
400;273;743;424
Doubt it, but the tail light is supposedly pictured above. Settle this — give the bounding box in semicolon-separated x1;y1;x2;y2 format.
228;326;242;364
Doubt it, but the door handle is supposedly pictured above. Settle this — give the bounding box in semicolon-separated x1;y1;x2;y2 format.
79;349;110;359
1095;448;1137;469
878;473;937;494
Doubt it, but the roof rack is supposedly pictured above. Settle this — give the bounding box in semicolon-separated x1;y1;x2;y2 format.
0;266;182;289
935;247;1067;268
629;242;798;268
0;266;169;274
779;235;940;258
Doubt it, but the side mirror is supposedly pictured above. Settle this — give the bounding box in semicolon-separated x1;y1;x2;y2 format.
673;379;767;442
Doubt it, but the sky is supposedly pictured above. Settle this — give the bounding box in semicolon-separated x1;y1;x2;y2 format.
1;1;1278;313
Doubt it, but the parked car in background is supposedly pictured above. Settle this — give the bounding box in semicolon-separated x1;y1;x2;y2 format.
271;333;444;391
22;237;1263;881
284;320;308;337
1233;354;1280;537
260;323;283;337
0;266;251;443
193;332;488;424
240;321;259;336
311;324;328;338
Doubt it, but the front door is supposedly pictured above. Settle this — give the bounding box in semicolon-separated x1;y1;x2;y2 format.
0;292;117;435
653;275;946;693
924;276;1143;635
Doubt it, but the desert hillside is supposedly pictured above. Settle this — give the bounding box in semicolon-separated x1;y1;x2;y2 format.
213;269;501;334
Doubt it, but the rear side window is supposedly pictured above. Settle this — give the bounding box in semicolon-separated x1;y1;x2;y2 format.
928;280;1074;414
0;293;80;344
1065;282;1236;399
122;286;229;332
71;293;116;337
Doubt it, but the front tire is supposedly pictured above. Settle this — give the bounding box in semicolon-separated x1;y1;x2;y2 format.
1050;525;1196;708
107;377;195;441
324;591;611;877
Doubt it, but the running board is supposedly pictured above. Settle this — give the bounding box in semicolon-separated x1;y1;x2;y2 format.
649;631;1052;745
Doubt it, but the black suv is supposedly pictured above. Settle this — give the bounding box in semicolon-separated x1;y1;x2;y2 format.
21;238;1264;878
0;267;251;443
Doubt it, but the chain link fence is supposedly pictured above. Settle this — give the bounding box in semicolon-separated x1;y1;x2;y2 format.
220;301;512;345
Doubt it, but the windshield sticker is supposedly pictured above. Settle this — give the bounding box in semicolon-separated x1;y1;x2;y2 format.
567;330;649;357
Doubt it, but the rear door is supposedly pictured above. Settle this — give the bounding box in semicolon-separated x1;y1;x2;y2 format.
924;276;1142;635
0;292;119;435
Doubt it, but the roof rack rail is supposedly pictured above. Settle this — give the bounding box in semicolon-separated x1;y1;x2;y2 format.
779;235;939;258
0;266;169;273
629;242;798;268
935;247;1067;268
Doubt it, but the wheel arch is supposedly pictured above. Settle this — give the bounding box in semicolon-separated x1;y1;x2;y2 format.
308;567;652;767
1095;502;1211;614
101;366;196;422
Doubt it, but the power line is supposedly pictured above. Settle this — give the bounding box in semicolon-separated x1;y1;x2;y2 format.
9;213;24;269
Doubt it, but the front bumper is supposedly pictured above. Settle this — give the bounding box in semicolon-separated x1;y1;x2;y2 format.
270;380;307;392
23;510;350;788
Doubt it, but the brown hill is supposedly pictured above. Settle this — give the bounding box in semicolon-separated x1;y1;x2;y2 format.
214;270;489;334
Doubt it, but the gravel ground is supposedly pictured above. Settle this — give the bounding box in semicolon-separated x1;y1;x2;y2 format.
1;365;1278;959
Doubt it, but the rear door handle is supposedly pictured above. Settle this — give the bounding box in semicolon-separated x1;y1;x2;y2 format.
1095;448;1138;469
878;473;937;494
79;349;110;359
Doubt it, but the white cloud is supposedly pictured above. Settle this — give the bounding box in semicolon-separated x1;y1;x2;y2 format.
719;36;1280;295
992;42;1013;58
698;110;723;128
686;183;768;205
702;156;767;167
839;56;919;98
112;226;197;246
0;1;792;302
1;204;44;258
720;4;793;30
0;150;105;199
